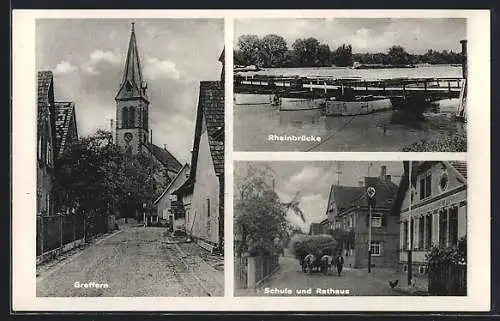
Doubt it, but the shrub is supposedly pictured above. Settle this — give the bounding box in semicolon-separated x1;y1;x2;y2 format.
426;237;467;265
402;132;467;152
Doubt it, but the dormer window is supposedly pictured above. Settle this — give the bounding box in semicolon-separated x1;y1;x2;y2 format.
439;170;449;192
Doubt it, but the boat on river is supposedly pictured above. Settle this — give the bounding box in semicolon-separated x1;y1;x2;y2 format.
352;62;416;69
324;95;392;116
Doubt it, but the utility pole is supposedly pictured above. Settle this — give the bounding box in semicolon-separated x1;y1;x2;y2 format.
366;185;376;274
407;160;413;286
368;203;372;273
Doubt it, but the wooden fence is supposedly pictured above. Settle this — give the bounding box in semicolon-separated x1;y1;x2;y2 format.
428;262;467;295
235;254;279;289
36;211;111;264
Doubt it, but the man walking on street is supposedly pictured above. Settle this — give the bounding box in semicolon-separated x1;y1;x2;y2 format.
335;252;344;276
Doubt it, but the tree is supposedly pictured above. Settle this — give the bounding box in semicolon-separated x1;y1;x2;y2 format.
292;37;322;67
259;34;288;67
318;44;333;67
387;45;410;65
236;34;262;66
53;129;169;219
234;164;287;257
332;44;353;67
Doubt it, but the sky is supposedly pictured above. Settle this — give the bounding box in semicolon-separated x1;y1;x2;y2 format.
37;19;224;164
235;18;466;54
234;161;404;232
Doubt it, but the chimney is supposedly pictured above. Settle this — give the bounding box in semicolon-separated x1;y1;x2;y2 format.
385;174;392;182
358;180;364;187
380;165;387;180
163;144;167;151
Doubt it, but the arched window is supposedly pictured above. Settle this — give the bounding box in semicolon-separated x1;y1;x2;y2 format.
122;107;129;128
143;109;148;130
129;107;135;127
138;108;143;127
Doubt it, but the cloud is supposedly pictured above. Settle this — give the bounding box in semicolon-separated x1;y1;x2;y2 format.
81;49;122;75
53;60;77;74
144;57;181;80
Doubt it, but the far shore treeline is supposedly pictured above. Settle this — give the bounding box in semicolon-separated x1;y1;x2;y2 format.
234;34;463;68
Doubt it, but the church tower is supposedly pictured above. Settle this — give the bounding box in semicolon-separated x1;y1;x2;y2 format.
115;23;149;154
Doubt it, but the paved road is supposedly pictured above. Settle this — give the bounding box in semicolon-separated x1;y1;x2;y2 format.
36;226;222;297
238;254;405;296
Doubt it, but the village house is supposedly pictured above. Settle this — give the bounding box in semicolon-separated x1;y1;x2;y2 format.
37;71;57;217
173;80;224;252
325;166;400;268
38;73;80;216
54;102;79;159
396;161;467;275
153;163;190;229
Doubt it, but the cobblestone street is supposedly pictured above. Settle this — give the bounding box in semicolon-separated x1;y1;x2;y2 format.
36;225;223;297
236;253;419;296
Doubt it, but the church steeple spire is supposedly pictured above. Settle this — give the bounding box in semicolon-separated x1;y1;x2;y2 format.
115;22;148;102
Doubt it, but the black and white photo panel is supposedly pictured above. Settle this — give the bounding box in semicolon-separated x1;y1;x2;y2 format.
35;18;225;297
233;18;467;152
234;161;467;297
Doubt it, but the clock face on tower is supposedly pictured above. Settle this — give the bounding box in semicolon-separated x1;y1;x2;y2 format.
124;132;133;143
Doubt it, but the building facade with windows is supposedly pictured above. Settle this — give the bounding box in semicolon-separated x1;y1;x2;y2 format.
325;166;400;268
397;161;467;275
37;71;57;216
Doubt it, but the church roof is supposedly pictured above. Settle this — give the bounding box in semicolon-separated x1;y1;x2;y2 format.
174;81;224;194
54;101;78;157
115;23;148;102
142;142;183;173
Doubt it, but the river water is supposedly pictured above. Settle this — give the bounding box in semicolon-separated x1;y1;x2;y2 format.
233;65;466;152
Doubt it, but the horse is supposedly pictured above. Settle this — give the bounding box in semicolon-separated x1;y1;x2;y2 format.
303;254;317;275
320;255;334;275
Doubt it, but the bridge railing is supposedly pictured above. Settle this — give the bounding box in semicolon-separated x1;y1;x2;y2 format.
235;74;463;92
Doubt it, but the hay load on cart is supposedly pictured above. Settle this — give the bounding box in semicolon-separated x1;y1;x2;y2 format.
289;234;338;273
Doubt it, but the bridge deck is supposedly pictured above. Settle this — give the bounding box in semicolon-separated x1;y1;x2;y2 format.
234;75;464;99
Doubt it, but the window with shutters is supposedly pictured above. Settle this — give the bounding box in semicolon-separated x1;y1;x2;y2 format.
419;171;432;200
403;221;409;250
425;173;432;198
439;209;448;246
448;207;458;246
420;178;425;200
418;218;425;250
425;214;433;250
370;241;381;256
371;213;382;227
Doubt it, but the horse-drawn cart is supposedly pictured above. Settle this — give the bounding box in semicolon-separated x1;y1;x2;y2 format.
290;234;338;275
